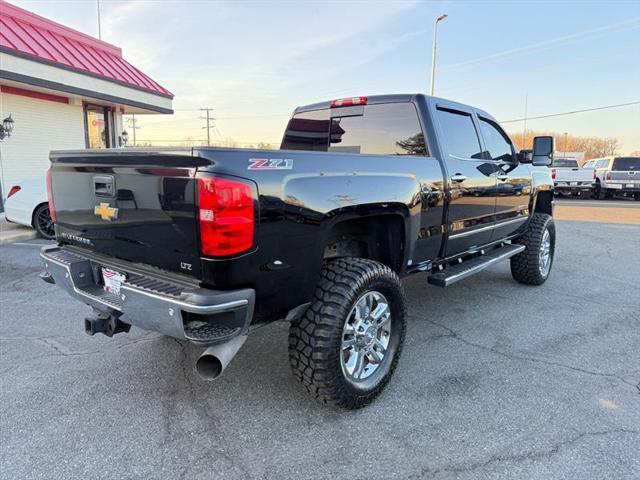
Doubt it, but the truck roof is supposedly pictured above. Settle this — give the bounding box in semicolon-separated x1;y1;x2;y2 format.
294;94;420;114
293;93;496;123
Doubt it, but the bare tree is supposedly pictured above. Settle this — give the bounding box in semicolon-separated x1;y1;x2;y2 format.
510;130;621;161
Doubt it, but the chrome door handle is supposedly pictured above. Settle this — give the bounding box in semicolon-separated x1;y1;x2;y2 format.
496;173;509;181
451;173;467;183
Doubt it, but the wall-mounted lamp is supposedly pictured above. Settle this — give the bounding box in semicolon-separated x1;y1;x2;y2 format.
0;114;15;140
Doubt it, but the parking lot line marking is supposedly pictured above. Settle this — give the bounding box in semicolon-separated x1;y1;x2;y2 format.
10;242;53;247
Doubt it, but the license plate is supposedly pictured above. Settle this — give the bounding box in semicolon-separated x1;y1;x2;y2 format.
570;182;578;186
608;184;622;189
102;268;126;295
627;184;634;188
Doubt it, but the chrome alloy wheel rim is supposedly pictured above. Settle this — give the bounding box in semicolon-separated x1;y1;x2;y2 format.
539;229;552;276
340;291;391;382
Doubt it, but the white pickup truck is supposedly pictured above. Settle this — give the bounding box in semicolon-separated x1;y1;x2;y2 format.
551;158;594;197
584;156;640;200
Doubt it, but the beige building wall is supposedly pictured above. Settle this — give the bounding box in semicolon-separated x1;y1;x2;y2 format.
0;92;86;194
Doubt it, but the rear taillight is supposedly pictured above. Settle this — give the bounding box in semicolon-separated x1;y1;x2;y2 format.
197;176;255;257
606;172;612;180
551;168;556;180
330;96;367;108
7;185;21;198
46;168;57;223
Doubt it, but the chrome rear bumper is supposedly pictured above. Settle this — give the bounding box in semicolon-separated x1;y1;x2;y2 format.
40;245;255;345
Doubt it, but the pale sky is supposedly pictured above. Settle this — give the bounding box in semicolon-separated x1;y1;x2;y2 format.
11;0;640;152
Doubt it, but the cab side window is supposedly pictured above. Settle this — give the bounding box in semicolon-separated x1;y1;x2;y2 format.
435;108;483;160
478;117;515;163
281;109;330;151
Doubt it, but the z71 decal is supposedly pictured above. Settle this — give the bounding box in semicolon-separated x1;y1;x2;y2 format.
248;158;294;170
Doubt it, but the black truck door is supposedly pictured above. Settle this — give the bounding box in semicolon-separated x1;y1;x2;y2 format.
476;115;531;239
433;105;498;255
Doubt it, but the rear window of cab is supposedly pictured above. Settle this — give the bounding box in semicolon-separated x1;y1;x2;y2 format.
612;157;640;170
552;159;579;168
281;103;427;156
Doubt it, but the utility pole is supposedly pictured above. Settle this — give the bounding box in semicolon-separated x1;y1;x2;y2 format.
97;0;102;40
200;108;215;146
126;114;140;146
522;92;528;147
429;14;448;96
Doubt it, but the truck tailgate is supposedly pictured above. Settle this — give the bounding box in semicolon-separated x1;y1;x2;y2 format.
50;149;208;278
554;168;593;183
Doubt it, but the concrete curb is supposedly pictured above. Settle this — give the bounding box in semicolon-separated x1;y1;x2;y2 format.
1;230;38;245
0;217;38;245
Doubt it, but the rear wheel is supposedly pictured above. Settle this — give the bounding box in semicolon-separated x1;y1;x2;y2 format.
33;203;55;239
288;258;406;409
510;213;555;285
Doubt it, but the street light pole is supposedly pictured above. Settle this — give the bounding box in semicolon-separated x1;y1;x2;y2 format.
563;132;568;159
97;0;102;40
429;14;448;96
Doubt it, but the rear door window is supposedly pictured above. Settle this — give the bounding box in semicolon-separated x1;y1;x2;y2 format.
478;117;515;163
281;109;330;151
612;157;640;170
329;103;427;155
435;108;483;160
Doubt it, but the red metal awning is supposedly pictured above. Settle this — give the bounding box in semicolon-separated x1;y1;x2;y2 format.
0;0;173;98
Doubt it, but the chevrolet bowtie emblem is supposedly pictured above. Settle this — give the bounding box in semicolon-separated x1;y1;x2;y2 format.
94;202;118;221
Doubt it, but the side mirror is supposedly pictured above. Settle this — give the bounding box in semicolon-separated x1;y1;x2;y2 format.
517;149;533;164
532;136;554;166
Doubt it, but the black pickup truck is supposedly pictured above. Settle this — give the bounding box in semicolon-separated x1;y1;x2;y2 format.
41;94;556;408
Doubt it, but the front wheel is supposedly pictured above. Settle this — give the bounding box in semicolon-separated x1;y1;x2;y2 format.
510;213;556;285
288;258;407;409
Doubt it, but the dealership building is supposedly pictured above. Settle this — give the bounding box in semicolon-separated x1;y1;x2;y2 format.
0;0;173;210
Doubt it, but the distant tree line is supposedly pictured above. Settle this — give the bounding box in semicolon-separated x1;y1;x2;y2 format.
510;130;621;162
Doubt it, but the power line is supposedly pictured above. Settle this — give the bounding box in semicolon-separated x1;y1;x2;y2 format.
501;101;639;124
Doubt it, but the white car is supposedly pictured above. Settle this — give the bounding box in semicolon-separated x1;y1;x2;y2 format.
3;177;54;239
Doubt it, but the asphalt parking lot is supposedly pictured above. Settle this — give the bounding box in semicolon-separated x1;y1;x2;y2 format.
1;212;639;479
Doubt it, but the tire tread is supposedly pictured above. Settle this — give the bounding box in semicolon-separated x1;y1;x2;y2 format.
288;258;406;409
510;213;554;285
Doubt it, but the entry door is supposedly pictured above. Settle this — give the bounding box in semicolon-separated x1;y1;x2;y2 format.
434;106;498;255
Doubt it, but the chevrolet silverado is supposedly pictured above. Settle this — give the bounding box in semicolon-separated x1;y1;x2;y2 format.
41;94;556;408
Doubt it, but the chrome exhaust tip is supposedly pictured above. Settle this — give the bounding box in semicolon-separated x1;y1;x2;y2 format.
195;335;247;381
